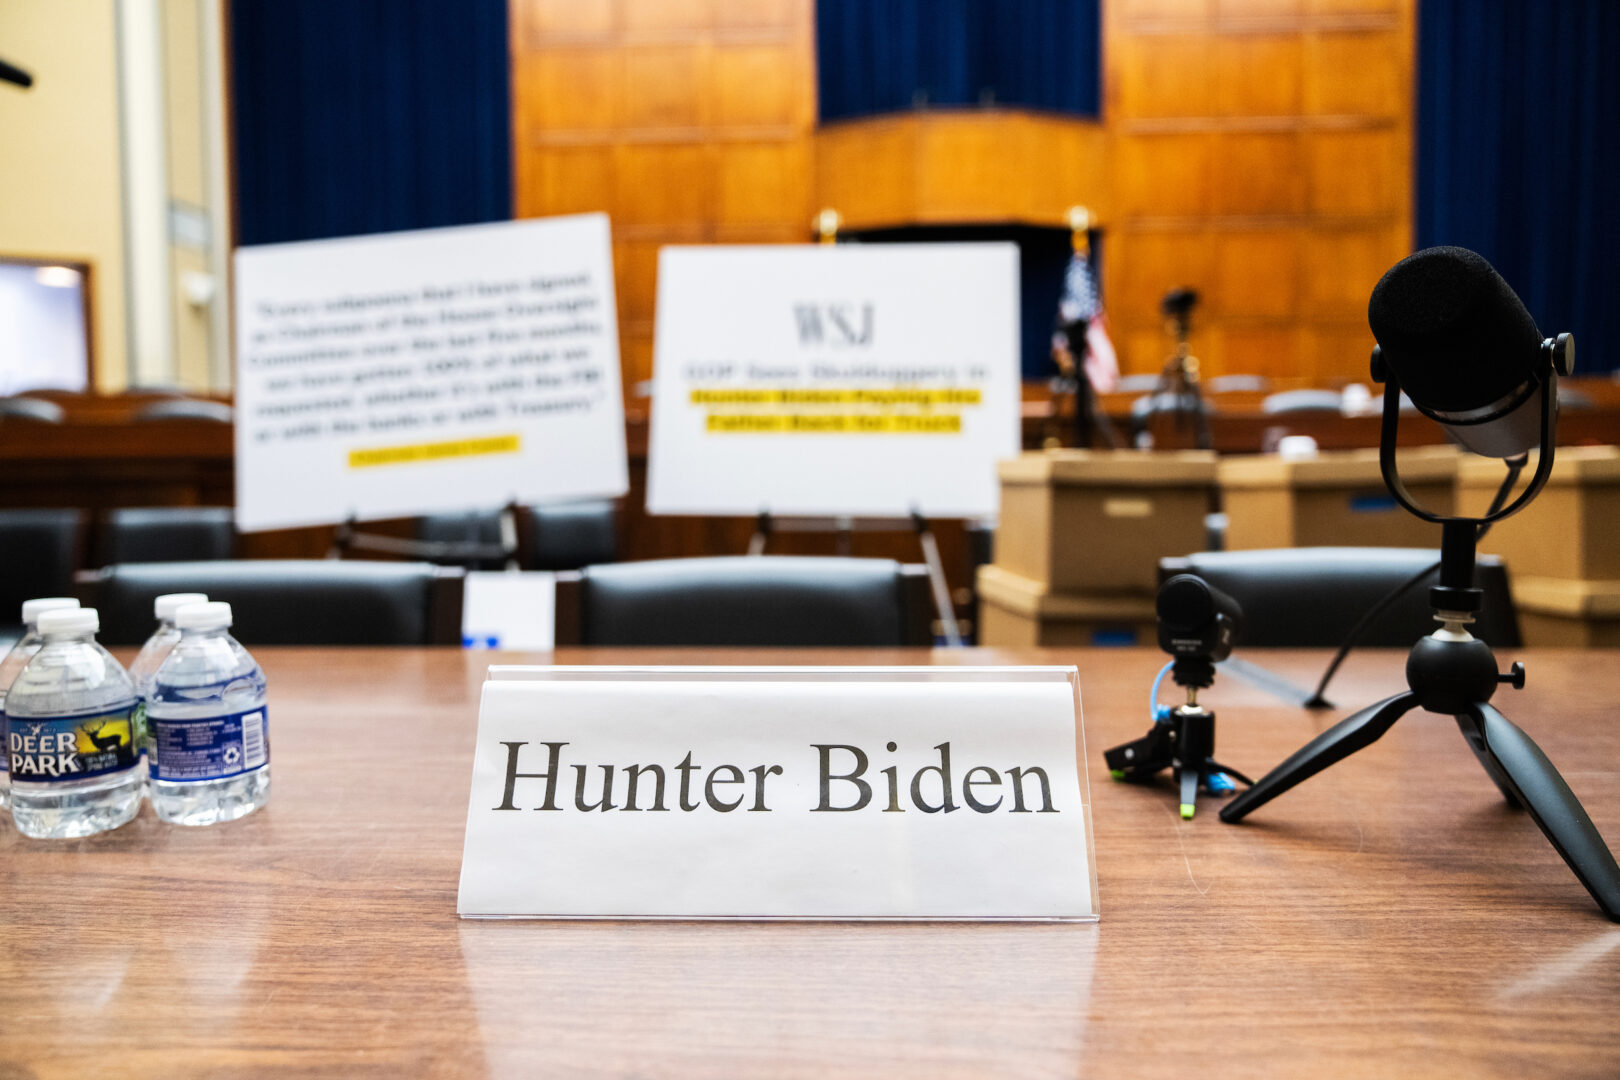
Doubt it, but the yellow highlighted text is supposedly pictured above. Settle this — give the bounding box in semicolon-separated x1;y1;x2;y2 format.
348;434;522;469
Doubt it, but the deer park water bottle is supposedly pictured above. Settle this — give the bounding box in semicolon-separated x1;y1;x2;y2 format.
127;592;208;782
0;597;84;812
147;601;270;826
6;607;143;839
129;593;209;694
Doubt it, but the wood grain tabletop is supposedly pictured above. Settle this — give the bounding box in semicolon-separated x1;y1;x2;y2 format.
2;646;1616;1079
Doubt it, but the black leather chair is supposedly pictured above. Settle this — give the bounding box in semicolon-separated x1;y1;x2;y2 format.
0;509;84;639
556;556;934;646
80;560;464;646
1207;374;1270;393
526;500;620;571
0;397;66;423
417;510;509;571
1160;548;1520;648
134;398;234;423
100;507;235;564
1261;389;1343;415
417;501;619;572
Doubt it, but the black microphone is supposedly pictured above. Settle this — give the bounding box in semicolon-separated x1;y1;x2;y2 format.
1368;245;1570;457
0;57;33;89
1156;573;1241;667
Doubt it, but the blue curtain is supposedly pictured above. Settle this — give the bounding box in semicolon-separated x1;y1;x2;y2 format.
1417;0;1619;374
817;0;1100;122
231;0;510;246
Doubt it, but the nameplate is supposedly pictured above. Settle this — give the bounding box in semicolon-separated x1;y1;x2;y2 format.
457;667;1098;921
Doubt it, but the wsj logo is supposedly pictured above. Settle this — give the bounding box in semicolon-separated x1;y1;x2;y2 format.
794;303;874;348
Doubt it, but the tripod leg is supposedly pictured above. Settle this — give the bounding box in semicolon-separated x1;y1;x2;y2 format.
1220;692;1419;823
1454;715;1522;809
1179;767;1199;820
1462;703;1620;921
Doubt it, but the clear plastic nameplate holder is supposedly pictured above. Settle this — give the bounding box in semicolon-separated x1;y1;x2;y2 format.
457;666;1098;922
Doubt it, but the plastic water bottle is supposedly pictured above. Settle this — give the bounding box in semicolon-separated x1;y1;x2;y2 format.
127;592;207;783
147;601;270;826
128;592;209;694
0;597;83;811
6;607;143;839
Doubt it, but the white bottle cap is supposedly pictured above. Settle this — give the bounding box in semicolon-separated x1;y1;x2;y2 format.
174;601;232;631
21;597;80;625
38;607;98;636
154;592;208;620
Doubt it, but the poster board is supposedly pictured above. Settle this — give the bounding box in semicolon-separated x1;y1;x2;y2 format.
233;215;627;532
646;244;1021;518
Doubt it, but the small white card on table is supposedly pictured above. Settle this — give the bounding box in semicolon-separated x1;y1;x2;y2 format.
457;667;1098;921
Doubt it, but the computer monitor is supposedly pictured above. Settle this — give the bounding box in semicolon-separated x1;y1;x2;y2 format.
0;256;92;395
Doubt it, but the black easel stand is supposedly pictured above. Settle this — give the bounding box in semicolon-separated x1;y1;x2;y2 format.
328;503;521;569
1221;339;1620;921
1105;656;1252;820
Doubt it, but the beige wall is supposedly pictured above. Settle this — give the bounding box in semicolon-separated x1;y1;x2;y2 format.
0;0;129;390
163;0;215;389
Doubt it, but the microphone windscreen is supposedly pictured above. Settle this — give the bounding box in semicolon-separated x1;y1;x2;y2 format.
1367;246;1542;415
1157;574;1241;633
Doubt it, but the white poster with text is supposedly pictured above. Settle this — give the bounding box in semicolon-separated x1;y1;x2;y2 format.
234;215;627;532
646;245;1021;518
458;667;1097;921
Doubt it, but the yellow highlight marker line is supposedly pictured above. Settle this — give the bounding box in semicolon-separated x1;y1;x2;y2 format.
690;387;982;407
348;434;522;469
704;414;962;434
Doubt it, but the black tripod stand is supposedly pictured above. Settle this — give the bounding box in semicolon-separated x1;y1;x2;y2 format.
1221;339;1620;921
1106;656;1252;820
1134;289;1212;451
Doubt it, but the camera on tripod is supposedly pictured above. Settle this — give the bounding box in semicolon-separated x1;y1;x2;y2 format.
1104;574;1251;819
1160;287;1199;339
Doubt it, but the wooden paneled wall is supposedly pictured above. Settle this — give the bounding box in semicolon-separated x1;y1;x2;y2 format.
818;111;1109;231
1103;0;1415;385
512;0;1415;396
510;0;817;401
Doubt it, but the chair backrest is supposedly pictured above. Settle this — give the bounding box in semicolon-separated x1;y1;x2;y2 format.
556;556;933;646
1261;389;1343;415
134;398;234;423
525;500;620;571
101;507;235;564
1160;548;1520;648
81;560;464;645
0;397;66;423
0;509;84;636
1131;391;1215;422
417;511;508;571
416;501;620;571
1207;374;1270;393
1115;374;1161;394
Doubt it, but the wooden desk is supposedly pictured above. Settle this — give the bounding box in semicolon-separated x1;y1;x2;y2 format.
3;647;1617;1077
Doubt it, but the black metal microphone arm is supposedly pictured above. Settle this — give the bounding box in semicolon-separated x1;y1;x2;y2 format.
1370;335;1571;614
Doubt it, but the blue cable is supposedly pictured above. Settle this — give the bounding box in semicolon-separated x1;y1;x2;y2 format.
1148;661;1174;724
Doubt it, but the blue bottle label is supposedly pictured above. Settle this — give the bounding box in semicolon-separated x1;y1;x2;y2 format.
7;704;139;783
150;706;269;782
0;709;8;777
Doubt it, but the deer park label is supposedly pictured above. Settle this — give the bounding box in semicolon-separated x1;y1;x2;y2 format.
457;667;1099;921
6;705;137;780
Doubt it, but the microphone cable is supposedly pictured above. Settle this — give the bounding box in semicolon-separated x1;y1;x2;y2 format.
1303;452;1528;709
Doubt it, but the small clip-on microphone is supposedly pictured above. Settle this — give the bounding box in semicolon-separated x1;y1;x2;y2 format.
1219;246;1620;922
1104;573;1253;819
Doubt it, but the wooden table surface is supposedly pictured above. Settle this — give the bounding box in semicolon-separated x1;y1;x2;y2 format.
3;646;1617;1079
